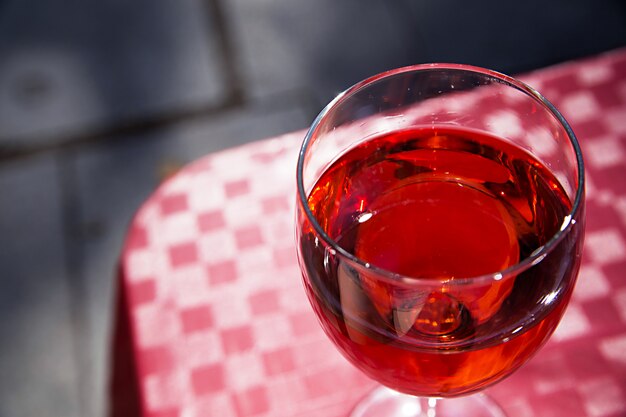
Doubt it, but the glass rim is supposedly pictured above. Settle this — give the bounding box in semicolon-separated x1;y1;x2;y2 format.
296;62;585;287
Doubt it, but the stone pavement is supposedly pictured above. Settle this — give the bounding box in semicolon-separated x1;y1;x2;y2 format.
0;0;623;416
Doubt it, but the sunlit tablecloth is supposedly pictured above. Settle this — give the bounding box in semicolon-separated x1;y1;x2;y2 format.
113;48;626;417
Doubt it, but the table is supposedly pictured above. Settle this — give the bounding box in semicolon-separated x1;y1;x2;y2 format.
112;48;626;417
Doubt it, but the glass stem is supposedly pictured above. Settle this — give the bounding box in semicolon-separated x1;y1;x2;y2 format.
419;397;438;417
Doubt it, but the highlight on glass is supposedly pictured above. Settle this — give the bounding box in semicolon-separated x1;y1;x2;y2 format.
295;64;585;417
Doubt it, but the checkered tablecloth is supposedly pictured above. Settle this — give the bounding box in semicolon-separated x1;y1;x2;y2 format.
113;48;626;417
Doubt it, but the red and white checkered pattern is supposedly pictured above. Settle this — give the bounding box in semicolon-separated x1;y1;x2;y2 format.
116;47;626;417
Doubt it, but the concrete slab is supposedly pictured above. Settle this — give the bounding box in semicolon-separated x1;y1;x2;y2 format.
0;153;81;417
0;0;227;146
225;0;415;105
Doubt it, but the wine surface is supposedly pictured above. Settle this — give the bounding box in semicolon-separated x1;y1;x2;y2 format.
299;126;580;396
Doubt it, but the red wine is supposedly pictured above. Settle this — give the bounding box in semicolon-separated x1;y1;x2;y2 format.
298;126;583;397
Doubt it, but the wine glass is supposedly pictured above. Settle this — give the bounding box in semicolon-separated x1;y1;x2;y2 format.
295;64;585;417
